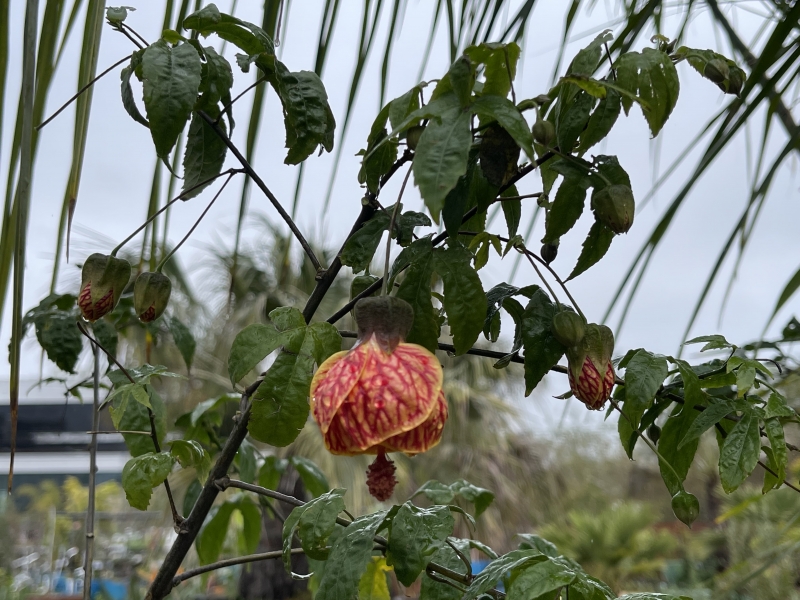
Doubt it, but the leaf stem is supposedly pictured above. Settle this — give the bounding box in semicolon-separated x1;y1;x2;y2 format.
156;171;235;272
198;110;324;272
520;249;562;309
172;549;305;587
215;75;268;124
382;167;412;295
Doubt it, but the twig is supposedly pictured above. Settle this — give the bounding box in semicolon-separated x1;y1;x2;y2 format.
198;110;323;272
520;250;562;309
37;55;133;130
122;22;149;47
172;549;304;587
382;167;412;295
216;76;268;124
86;430;151;435
76;323;182;526
114;25;145;49
83;342;100;600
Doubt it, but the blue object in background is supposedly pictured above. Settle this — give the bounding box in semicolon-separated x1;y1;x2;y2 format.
91;578;127;600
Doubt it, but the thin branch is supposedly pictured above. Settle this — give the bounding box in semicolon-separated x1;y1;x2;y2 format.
37;55;133;130
198;110;323;272
172;549;304;587
83;343;100;600
520;249;562;309
382;167;412;295
76;323;182;526
121;22;149;47
216;76;268;124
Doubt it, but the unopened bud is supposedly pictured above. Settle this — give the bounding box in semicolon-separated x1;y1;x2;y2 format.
591;184;635;234
78;253;132;321
134;271;172;323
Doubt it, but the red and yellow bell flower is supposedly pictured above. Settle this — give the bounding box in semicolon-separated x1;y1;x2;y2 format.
310;296;447;500
566;323;615;411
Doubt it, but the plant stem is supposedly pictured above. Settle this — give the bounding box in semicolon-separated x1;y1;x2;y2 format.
172;549;305;587
216;76;268;123
198;110;324;272
37;55;133;130
382;167;411;296
520;250;562;308
112;169;243;256
83;342;100;600
156;171;235;272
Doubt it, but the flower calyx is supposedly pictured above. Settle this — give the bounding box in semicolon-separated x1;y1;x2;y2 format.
78;253;132;321
354;295;414;353
134;271;172;323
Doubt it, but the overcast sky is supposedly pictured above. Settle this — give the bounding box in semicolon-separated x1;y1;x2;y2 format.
2;1;798;431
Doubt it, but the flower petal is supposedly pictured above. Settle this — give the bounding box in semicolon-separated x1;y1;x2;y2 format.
382;390;448;454
311;347;367;434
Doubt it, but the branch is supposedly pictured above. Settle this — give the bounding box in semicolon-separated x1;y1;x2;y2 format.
172;549;304;587
197;110;323;272
145;379;261;600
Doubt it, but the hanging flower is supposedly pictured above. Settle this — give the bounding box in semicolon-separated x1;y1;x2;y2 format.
310;296;447;501
78;253;132;321
566;323;615;410
134;271;172;322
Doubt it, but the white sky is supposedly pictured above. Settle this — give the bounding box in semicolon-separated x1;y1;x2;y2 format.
1;1;798;432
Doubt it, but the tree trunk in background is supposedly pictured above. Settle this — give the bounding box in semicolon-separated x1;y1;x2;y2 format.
239;469;309;600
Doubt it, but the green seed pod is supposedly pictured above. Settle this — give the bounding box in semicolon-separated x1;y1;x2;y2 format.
134;271;172;323
78;253;132;321
406;125;425;151
671;490;700;528
551;310;586;347
591;184;635;234
647;424;661;444
532;119;556;147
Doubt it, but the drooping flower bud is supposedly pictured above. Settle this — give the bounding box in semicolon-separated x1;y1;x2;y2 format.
310;296;448;500
541;242;558;265
405;125;425;151
591;184;635;234
532;119;556;147
647;424;661;444
133;272;172;323
566;323;615;410
671;490;700;528
551;310;586;348
78;253;132;321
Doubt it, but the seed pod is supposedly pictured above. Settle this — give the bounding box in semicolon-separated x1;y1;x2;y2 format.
134;271;172;323
671;490;700;528
532;119;556;147
647;424;661;444
551;310;586;348
541;242;558;264
591;184;635;234
78;253;132;321
406;125;425;151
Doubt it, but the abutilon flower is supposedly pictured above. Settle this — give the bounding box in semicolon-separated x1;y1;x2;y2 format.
566;323;615;410
310;296;447;501
78;253;132;321
134;271;172;322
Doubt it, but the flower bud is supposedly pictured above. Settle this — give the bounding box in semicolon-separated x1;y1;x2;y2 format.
566;323;615;410
532;119;556;147
541;242;558;264
671;490;700;528
551;310;586;348
78;253;132;321
406;125;425;151
647;424;661;444
591;184;635;234
133;271;172;323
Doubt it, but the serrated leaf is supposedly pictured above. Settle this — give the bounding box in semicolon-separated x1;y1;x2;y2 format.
615;48;679;137
168;316;196;371
719;408;761;493
387;502;454;586
623;350;668;430
764;417;787;486
765;392;795;419
517;534;558;557
568;220;615;280
419;539;469;600
678;400;736;449
433;245;486;354
413;480;456;505
227;323;284;384
521;290;565;395
170;439;211;482
359;557;391;600
555;89;594;153
340;211;390;273
297;488;346;560
111;386;166;457
141;40;202;159
395;240;438;353
120;64;149;127
471;95;533;160
464;42;520;99
121;452;175;511
543;175;590;243
508;559;577;600
180;108;228;199
463;550;545;600
316;511;387;600
450;480;494;517
578;88;621;154
413;101;472;222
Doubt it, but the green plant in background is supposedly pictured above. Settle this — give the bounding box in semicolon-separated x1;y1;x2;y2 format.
5;2;800;600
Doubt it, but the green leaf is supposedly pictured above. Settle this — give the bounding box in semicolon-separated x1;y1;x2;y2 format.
442;169;471;240
463;550;545;600
521;289;565;395
303;322;342;366
764;417;787;486
198;46;233;107
298;488;346;560
508;559;577;600
567;30;614;76
578;89;621;154
568;220;615;280
684;334;733;352
112;385;166;457
419;539;469;600
619;595;694;600
170;439;211;482
180;108;228;199
719;408;761;493
141;40;202;159
501;186;521;238
765;392;795;419
464;42;520;99
413;480;456;505
658;404;699;496
107;382;151;426
555;89;594;153
674;46;746;95
412;101;472;222
433;245;487;354
168;316;196;371
678;401;736;449
389;86;422;131
543;174;590;244
120;64;149;127
258;456;288;492
340;211;390;273
236;438;258;483
387;502;454;586
22;294;83;374
623;350;668;430
396;239;438;353
359;557;392;600
471;95;533;160
238;499;262;555
228;317;297;384
395;211;431;246
615;48;679;137
183;480;202;517
184;5;274;56
316;511;387;600
290;456;331;498
450;480;494;517
196;501;236;564
121;452;175;511
517;534;558;558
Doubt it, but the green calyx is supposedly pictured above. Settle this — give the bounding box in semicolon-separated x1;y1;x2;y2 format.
532;119;555;147
350;274;380;318
134;271;173;323
354;295;415;353
79;253;132;321
405;125;425;151
566;323;615;379
591;184;635;234
671;490;700;528
551;310;586;348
